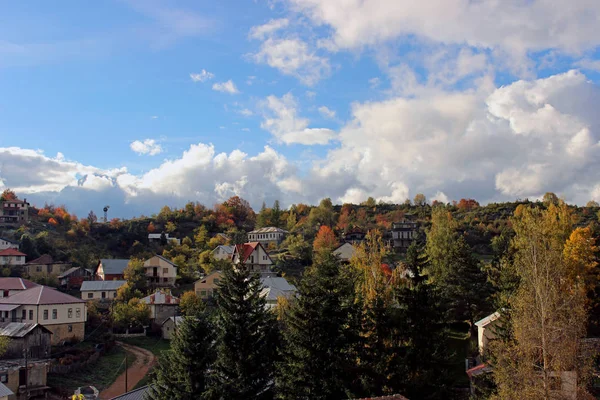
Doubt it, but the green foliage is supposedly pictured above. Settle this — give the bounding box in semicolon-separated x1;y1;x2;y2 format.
277;252;359;400
147;315;215;400
0;336;10;356
123;258;147;293
426;207;458;282
179;291;205;317
208;265;278;400
111;298;151;329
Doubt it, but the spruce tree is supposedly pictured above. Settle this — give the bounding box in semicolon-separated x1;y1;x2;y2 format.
146;315;215;400
207;265;278;400
276;252;359;400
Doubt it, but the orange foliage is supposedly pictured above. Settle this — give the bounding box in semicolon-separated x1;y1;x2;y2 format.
147;222;156;233
457;198;480;210
48;218;58;226
313;225;339;253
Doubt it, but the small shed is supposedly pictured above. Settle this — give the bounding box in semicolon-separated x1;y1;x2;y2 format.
58;267;93;288
161;316;184;340
0;322;52;359
0;382;13;400
333;242;356;263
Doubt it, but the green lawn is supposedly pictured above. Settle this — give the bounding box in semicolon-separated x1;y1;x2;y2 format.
120;336;171;357
48;344;137;394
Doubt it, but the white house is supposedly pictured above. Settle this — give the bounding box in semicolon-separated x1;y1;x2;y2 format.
247;227;288;246
0;278;38;298
0;249;26;267
80;280;127;301
232;242;273;275
143;255;178;287
140;290;179;321
161;316;184;340
148;233;181;246
212;245;234;261
0;239;18;251
475;311;501;355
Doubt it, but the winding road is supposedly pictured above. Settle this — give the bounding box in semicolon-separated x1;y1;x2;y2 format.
99;342;156;400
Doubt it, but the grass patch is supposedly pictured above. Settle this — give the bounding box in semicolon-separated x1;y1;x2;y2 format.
48;344;137;393
120;336;171;357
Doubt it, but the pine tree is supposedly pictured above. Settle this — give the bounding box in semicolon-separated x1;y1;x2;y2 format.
207;265;278;400
276;252;360;400
271;200;282;228
146;315;215;400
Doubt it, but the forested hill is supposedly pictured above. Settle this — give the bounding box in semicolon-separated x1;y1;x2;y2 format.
1;189;599;278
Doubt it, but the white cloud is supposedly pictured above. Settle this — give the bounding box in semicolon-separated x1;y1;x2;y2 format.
212;80;240;94
575;58;600;72
318;106;336;119
305;91;316;99
249;18;289;40
190;69;214;82
261;93;337;145
130;139;163;156
240;108;253;116
369;77;381;88
151;115;159;119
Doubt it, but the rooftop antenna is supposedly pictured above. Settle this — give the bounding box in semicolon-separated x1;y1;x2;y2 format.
103;205;110;223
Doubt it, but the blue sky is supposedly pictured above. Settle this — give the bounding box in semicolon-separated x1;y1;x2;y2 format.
1;0;600;218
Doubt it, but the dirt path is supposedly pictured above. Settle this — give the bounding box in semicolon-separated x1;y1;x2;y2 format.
99;342;156;399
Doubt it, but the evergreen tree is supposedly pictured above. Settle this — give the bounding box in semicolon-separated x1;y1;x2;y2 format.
276;252;359;400
256;202;269;229
207;265;278;400
147;315;215;400
271;200;282;228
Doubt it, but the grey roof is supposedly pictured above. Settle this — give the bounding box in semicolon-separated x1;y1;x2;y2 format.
99;259;130;275
58;266;90;279
81;280;127;292
0;382;14;397
0;237;18;245
212;245;235;254
109;385;153;400
0;322;51;338
475;311;501;327
162;316;184;326
248;227;289;234
0;285;84;305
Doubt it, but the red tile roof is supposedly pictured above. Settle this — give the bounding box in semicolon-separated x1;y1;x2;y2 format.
0;278;38;291
0;249;26;257
0;285;84;305
234;242;260;263
26;254;54;265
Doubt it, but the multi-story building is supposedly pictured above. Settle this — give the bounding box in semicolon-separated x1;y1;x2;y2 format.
0;199;29;226
232;242;273;275
80;280;127;302
143;256;177;287
0;278;38;298
390;220;418;252
0;285;87;344
0;250;26;268
247;227;288;246
0;239;18;252
194;271;222;300
23;255;71;277
140;290;179;322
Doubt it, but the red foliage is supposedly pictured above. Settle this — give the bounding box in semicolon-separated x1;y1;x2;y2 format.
457;198;480;211
48;218;58;226
147;222;156;233
313;225;339;252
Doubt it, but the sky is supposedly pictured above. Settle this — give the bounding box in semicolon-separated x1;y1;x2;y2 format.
1;0;600;218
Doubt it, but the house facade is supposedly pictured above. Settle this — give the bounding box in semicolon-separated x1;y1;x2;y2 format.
0;198;29;226
57;267;92;288
23;255;70;277
342;229;365;244
143;256;177;287
194;271;222;300
247;227;288;246
0;286;87;344
140;290;179;322
212;245;234;261
0;279;38;298
80;280;127;302
0;250;25;267
96;259;129;281
148;233;181;246
260;276;297;309
0;359;49;400
232;242;273;275
475;311;501;355
161;316;183;340
391;220;418;251
0;323;52;360
0;239;18;252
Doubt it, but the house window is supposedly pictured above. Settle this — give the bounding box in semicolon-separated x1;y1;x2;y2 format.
163;268;169;274
43;310;48;320
0;374;6;383
101;292;106;299
87;293;93;299
163;278;168;282
200;290;207;297
113;292;117;298
52;309;57;319
36;265;42;272
76;309;81;318
68;308;73;318
29;310;33;320
21;309;26;320
68;325;73;332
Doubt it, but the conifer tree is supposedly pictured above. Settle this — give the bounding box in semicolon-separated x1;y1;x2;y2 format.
146;315;215;400
276;252;360;400
256;201;269;229
207;265;278;400
271;200;282;228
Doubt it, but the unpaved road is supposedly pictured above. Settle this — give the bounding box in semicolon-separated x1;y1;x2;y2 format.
99;342;156;399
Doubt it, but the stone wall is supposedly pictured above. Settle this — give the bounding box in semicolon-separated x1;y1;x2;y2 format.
44;322;85;344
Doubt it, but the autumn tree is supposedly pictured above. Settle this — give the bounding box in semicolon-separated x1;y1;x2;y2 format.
112;298;151;330
313;225;339;255
179;291;205;317
308;198;336;227
0;189;16;201
124;258;147;293
426;206;458;282
147;222;156;233
542;192;559;205
87;210;98;224
586;200;599;208
413;193;426;207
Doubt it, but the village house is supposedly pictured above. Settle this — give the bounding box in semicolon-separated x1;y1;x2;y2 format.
260;276;297;309
247;227;288;246
342;228;365;244
0;285;86;344
333;242;357;263
80;280;127;302
0;359;49;400
194;271;222;300
0;383;13;400
0;239;18;252
148;233;181;246
0;250;25;268
95;259;129;281
57;267;93;289
0;278;38;298
475;311;501;356
140;290;179;322
0;198;29;226
23;254;71;277
232;242;273;275
161;316;184;340
0;323;52;360
390;220;418;252
143;256;177;287
212;245;234;261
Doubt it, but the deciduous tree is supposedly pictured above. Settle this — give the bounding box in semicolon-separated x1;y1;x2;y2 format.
313;225;339;255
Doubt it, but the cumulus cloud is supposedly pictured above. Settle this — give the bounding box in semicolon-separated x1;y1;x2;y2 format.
260;93;337;145
130;139;163;156
190;69;214;82
249;18;289;40
318;106;336;119
212;80;240;94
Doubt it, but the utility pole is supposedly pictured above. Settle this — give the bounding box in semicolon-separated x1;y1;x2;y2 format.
124;354;128;393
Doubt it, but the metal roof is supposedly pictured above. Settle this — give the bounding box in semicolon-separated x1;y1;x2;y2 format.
81;280;127;292
99;259;130;275
141;290;179;305
0;304;19;312
109;385;154;400
26;254;54;265
0;322;52;338
0;285;84;305
475;311;501;327
0;382;14;397
161;316;184;326
58;266;90;279
0;278;39;291
212;245;235;254
248;227;289;234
